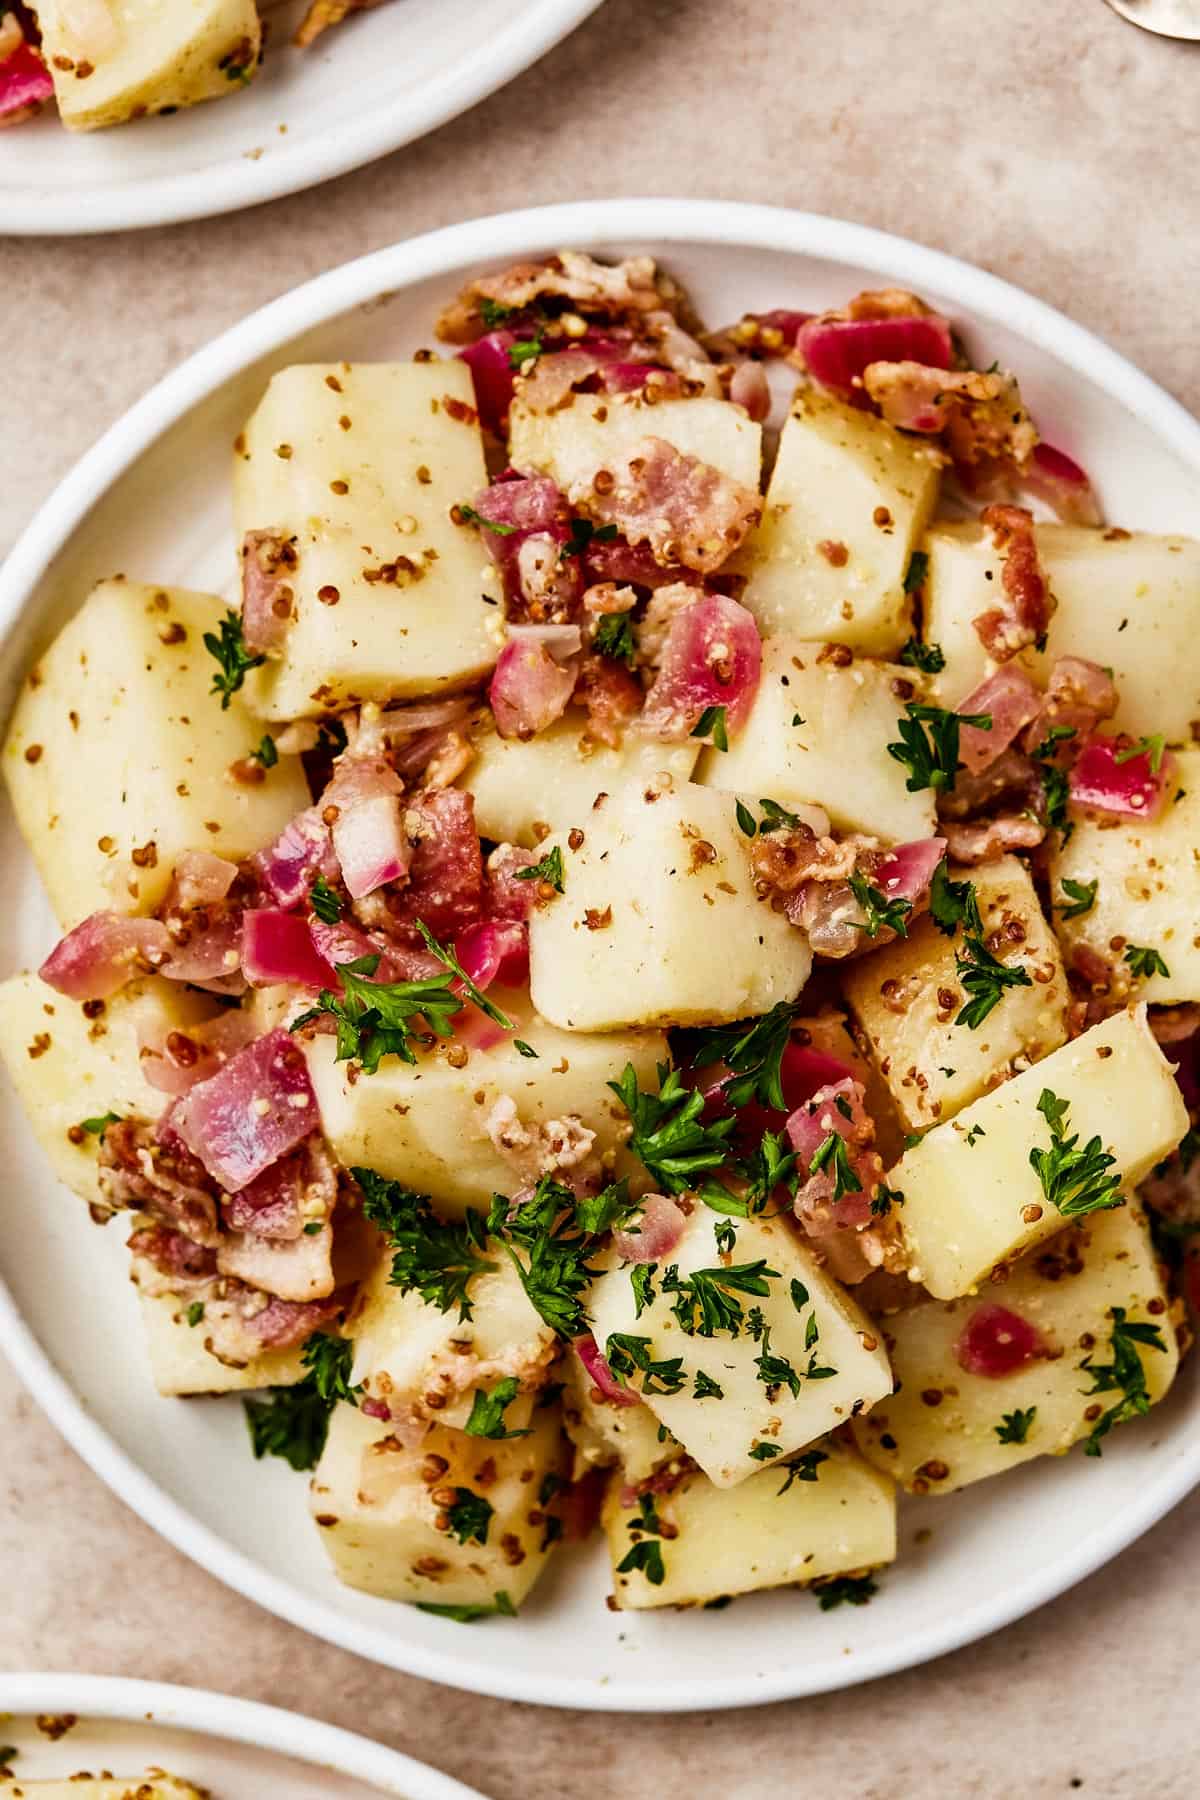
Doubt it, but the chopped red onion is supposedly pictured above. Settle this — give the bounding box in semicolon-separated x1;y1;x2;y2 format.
1070;736;1174;821
242;910;336;989
574;1334;641;1407
171;1027;321;1193
639;591;762;740
39;911;171;1002
612;1193;686;1265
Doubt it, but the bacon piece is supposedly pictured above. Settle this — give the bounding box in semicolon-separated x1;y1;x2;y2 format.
390;788;485;940
218;1220;335;1304
574;651;644;748
127;1226;218;1281
249;1291;346;1350
972;504;1055;663
570;437;761;575
322;754;408;900
240;530;298;654
941;814;1046;864
293;0;389;46
437;252;671;345
39;912;171;1001
392;725;474;790
1022;657;1117;751
223;1136;335;1240
490;638;578;740
612;1193;687;1265
251;807;339;910
473;474;581;622
98;1118;221;1245
584;536;703;594
786;1078;884;1233
938;748;1043;822
638;591;761;740
862;361;1038;470
956;666;1042;774
171;1028;320;1194
483;1094;600;1188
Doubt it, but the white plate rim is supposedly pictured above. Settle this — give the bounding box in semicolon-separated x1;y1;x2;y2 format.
3;197;1200;1710
0;1672;486;1796
0;0;603;236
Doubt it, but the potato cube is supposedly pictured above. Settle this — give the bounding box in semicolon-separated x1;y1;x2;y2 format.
234;362;498;718
3;578;310;924
853;1203;1178;1492
1050;754;1200;1004
735;390;941;654
466;711;700;847
892;1007;1188;1299
0;973;214;1202
843;856;1069;1132
604;1441;895;1609
35;0;259;132
694;636;936;842
508;392;761;493
134;1287;307;1397
310;1403;567;1608
304;1011;666;1218
922;521;1200;739
561;1341;677;1483
347;1248;555;1431
586;1208;892;1487
528;783;812;1032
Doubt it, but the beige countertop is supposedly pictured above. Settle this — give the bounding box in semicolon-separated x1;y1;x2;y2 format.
2;1;1199;1793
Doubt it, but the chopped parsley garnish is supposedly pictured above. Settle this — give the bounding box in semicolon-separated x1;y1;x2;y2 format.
808;1130;863;1203
1124;943;1170;981
317;716;348;758
1038;760;1072;837
899;636;945;674
616;1492;666;1586
965;1123;986;1147
513;1039;539;1058
562;517;619;559
757;797;803;834
748;1440;782;1460
848;869;912;940
777;1448;828;1493
735;798;757;837
79;1111;119;1135
691;704;729;751
609;1062;735;1197
308;875;343;923
478;297;515;328
995;1406;1036;1445
507;329;546;369
813;1574;878;1611
203;610;264;708
515;845;565;893
693;1369;725;1399
1114;733;1166;774
249;732;278;768
755;1326;802;1398
605;1332;687;1396
689;1000;803;1112
954;935;1033;1028
887;703;990;794
443;1487;494;1546
186;1301;205;1327
1057;877;1098;920
1028;1090;1122;1219
457;502;517;535
355;1166;497;1321
243;1331;358;1472
870;1184;904;1217
630;1263;657;1318
464;1376;531;1440
417;1590;516;1622
664;1259;780;1338
592;608;637;667
903;549;929;595
742;1129;799;1212
1081;1306;1168;1456
928;862;981;937
488;1175;611;1338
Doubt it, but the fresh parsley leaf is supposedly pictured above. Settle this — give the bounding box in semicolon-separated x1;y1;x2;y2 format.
186;1301;205;1327
742;1128;799;1212
954;935;1033;1028
630;1262;658;1318
355;1166;497;1320
928;862;981;937
808;1130;863;1203
848;868;912;940
443;1487;494;1546
757;797;803;834
514;845;565;893
691;704;729;751
513;1039;538;1058
995;1406;1036;1445
203;609;264;709
609;1062;735;1196
478;297;515;328
562;517;619;559
491;1175;604;1337
693;1369;725;1399
777;1449;828;1493
508;330;545;369
457;502;517;535
965;1123;986;1147
292;953;465;1074
417;1590;516;1622
899;635;945;674
887;703;990;794
243;1331;356;1472
80;1111;120;1135
301;1332;360;1404
871;1184;904;1217
464;1376;531;1440
1057;877;1098;920
903;550;929;595
748;1440;782;1460
1125;943;1170;981
689;1001;803;1112
1028;1090;1123;1219
249;732;278;768
605;1332;686;1396
592;608;637;667
1081;1306;1168;1456
616;1493;666;1586
575;1178;638;1237
415;920;515;1030
1039;759;1072;836
755;1325;802;1398
1114;734;1166;774
813;1574;878;1611
308;875;343;923
665;1260;780;1338
736;798;758;837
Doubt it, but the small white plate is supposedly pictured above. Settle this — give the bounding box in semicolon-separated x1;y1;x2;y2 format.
0;1673;486;1795
2;200;1200;1712
0;0;601;236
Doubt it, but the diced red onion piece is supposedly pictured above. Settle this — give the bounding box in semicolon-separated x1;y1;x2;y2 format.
574;1334;641;1407
453;920;529;991
333;792;408;900
489;638;577;739
458;331;519;434
254;808;338;910
1069;736;1174;821
139;1007;259;1097
873;836;948;904
957;667;1043;774
955;1304;1042;1377
1022;443;1102;527
159;910;244;988
600;362;681;396
787;1078;877;1228
242;910;336;989
166;851;239;910
0;42;53;121
797;313;953;394
39;911;171;1002
612;1193;686;1265
729;359;771;422
172;1027;320;1192
640;591;761;740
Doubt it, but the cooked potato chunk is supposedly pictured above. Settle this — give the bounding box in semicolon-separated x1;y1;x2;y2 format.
528;783;812;1031
3;579;309;924
508;393;761;492
347;1249;555;1431
134;1286;307;1397
310;1403;567;1608
922;521;1200;738
561;1341;677;1483
586;1209;892;1487
234;362;498;718
853;1203;1178;1492
1050;755;1200;1004
466;711;700;847
735;390;941;654
0;973;214;1201
695;636;936;842
604;1441;896;1609
6;1779;205;1798
844;856;1069;1132
35;0;259;132
304;1011;666;1218
892;1007;1188;1299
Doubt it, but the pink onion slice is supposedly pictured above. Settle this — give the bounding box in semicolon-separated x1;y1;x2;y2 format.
242;910;336;990
574;1333;641;1407
159;909;244;989
39;911;170;1001
639;591;762;741
172;1027;320;1193
139;1007;259;1098
797;313;953;395
0;42;53;123
729;358;771;422
1021;442;1102;527
873;837;948;906
612;1192;686;1265
956;667;1042;774
453;919;529;991
1069;735;1174;821
489;638;577;739
457;330;521;434
955;1304;1042;1378
165;851;239;911
253;808;338;910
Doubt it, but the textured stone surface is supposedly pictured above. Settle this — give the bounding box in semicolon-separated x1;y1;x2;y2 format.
2;0;1199;1792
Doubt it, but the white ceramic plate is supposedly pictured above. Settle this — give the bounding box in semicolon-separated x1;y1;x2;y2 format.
2;200;1200;1712
0;1673;485;1795
0;0;601;236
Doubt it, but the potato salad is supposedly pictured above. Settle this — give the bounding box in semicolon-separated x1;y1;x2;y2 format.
4;250;1199;1624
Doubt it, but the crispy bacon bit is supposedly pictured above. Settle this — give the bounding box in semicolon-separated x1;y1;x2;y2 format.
389;788;485;940
941;814;1046;865
574;651;643;748
127;1226;218;1281
584;536;703;595
570;438;761;575
956;666;1043;773
1022;656;1117;751
473;474;581;622
486;843;541;923
98;1118;220;1245
484;1094;600;1188
217;1220;335;1305
437;252;673;345
638;591;761;740
249;1290;346;1350
862;361;1039;471
751;822;856;895
240;530;298;654
970;503;1055;663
